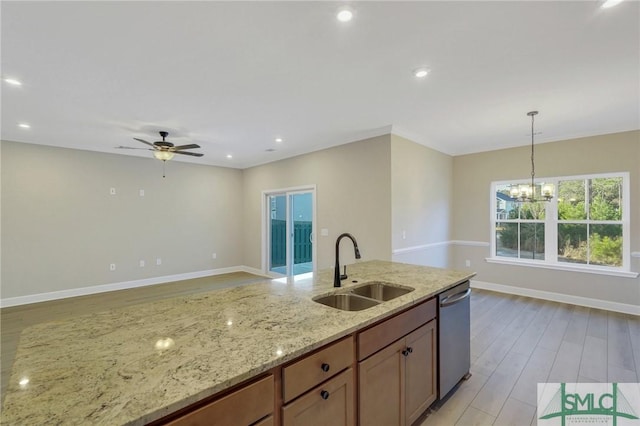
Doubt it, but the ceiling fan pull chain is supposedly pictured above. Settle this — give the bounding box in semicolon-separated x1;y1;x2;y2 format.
163;160;166;178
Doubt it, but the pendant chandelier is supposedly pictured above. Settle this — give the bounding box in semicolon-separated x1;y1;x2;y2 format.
510;111;554;202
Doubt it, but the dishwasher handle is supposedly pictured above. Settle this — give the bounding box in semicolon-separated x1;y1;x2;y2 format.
440;288;471;307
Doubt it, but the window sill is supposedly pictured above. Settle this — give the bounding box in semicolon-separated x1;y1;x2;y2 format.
485;257;639;278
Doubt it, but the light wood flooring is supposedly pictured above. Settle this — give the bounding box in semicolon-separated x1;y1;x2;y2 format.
2;277;639;425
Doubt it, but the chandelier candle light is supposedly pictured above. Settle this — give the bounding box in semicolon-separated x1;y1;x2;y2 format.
510;111;554;202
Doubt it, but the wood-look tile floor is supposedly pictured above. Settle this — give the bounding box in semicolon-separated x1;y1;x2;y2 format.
420;289;640;426
2;279;638;425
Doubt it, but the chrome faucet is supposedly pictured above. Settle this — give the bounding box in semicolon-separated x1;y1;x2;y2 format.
334;233;361;287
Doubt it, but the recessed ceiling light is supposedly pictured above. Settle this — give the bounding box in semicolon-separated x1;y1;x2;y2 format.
226;154;233;159
4;78;22;86
275;138;283;143
337;8;353;22
414;68;430;78
18;123;31;129
602;0;624;8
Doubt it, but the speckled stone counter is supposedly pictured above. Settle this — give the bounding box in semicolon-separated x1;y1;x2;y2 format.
1;260;474;425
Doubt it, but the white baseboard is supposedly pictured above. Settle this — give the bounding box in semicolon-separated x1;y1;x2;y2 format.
471;280;640;316
0;266;268;308
238;265;271;277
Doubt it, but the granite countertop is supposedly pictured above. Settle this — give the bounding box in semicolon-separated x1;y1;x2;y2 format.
1;260;474;425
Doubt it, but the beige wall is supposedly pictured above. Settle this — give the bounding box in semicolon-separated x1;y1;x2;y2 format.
1;141;244;299
242;135;392;271
4;130;638;308
390;134;453;268
451;130;640;306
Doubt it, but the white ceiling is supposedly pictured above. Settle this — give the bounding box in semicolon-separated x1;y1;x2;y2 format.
2;1;639;169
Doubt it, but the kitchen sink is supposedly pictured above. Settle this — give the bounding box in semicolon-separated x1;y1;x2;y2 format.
350;281;414;301
313;282;414;311
313;293;380;311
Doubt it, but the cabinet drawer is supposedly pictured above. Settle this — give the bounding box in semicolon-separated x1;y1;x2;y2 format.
283;336;354;403
166;375;274;426
282;368;355;426
357;298;436;361
253;415;274;426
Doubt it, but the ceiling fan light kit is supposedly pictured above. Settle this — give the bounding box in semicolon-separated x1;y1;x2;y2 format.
153;151;175;161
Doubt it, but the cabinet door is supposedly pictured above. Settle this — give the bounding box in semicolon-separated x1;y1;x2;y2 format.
358;339;406;426
404;320;437;426
282;368;354;426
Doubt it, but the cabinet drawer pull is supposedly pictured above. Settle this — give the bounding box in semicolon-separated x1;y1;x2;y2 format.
321;363;330;372
407;347;413;354
402;348;414;357
320;390;330;400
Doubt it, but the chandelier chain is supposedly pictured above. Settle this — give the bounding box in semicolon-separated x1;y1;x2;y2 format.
530;112;536;192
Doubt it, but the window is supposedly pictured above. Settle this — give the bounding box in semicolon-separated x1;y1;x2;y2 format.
557;177;623;267
490;173;632;276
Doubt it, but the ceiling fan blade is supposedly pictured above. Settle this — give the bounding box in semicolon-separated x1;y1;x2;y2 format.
116;145;151;150
133;138;157;148
173;151;204;157
173;144;201;150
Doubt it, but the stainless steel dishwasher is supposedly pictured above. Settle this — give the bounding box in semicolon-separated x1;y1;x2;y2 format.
438;280;471;399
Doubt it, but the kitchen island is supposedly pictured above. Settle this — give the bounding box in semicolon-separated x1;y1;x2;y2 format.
1;260;474;425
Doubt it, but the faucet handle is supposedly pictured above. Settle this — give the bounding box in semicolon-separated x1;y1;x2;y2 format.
340;265;348;280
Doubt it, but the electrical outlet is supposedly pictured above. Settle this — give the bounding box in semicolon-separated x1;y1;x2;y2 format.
212;253;217;259
139;189;145;197
110;187;116;195
465;260;471;267
321;228;329;237
156;258;162;266
402;230;406;240
139;260;145;267
110;263;116;271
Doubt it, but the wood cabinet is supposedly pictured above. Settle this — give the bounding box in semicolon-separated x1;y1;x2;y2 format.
358;339;406;426
254;416;275;426
164;374;274;426
281;337;356;426
357;298;438;426
282;368;355;426
282;336;354;403
405;321;437;425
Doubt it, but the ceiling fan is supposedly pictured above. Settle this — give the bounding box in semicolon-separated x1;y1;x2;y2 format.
116;131;204;177
116;131;204;161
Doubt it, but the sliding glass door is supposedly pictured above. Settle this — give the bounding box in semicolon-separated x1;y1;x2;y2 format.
265;188;315;276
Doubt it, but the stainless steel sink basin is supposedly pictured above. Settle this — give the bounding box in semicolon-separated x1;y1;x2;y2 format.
313;293;380;311
313;281;414;311
350;281;414;301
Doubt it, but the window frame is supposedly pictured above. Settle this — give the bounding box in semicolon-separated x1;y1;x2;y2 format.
489;172;635;277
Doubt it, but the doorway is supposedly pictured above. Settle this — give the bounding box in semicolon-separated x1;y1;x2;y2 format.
263;187;316;276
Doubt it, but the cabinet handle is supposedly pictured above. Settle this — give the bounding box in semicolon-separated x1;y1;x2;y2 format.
402;349;410;357
321;363;330;372
407;347;413;354
320;390;330;400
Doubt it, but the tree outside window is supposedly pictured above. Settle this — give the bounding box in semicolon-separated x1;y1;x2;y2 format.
558;177;623;267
